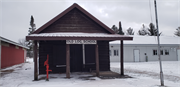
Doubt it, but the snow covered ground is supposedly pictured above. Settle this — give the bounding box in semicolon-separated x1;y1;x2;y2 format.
111;61;180;82
0;58;180;87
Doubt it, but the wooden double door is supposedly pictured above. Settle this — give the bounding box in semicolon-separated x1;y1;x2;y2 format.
70;44;95;72
53;44;95;72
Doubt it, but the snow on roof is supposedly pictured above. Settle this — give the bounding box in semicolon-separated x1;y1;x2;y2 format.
110;36;180;45
27;32;133;40
29;32;126;37
0;36;29;49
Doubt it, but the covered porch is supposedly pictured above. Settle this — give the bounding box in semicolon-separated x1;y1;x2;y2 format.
26;32;132;80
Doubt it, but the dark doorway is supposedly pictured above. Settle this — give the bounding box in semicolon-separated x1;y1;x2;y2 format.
53;45;66;66
85;45;95;64
70;44;83;72
84;44;96;71
52;44;66;73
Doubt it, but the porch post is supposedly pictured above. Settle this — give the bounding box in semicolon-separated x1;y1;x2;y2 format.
0;40;1;77
66;44;70;78
120;40;124;75
95;44;99;77
33;40;38;80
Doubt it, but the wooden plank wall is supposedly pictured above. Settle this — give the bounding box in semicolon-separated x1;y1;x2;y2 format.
83;41;110;71
40;8;109;33
84;44;96;71
39;40;66;74
39;41;110;74
98;41;110;71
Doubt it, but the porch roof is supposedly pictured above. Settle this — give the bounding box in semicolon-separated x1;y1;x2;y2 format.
26;32;133;41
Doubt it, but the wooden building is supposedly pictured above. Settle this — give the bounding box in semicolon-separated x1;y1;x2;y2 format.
26;3;133;80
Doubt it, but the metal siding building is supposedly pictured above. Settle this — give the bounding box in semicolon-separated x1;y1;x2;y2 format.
110;36;180;62
0;36;28;68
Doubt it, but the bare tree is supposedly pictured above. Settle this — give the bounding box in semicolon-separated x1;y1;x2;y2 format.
18;38;33;58
174;27;180;36
18;38;28;47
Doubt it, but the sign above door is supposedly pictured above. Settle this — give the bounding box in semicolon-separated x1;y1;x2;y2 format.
66;40;96;44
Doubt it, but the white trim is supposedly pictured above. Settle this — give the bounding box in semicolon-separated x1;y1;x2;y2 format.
66;40;96;44
134;49;140;62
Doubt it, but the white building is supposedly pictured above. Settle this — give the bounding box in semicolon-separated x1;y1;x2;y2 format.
110;36;180;62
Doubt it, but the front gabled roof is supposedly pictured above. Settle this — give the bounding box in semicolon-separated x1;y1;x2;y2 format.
33;3;115;34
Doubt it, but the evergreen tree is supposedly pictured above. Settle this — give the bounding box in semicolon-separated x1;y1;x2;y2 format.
118;21;124;35
111;25;119;34
126;27;134;35
174;27;180;36
147;23;161;36
138;24;149;36
29;16;36;35
27;15;36;58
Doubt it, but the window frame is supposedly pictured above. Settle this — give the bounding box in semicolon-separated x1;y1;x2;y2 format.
153;49;158;55
113;49;119;56
164;49;169;55
160;50;163;55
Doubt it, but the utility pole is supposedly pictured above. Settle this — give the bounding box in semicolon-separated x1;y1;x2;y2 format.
154;0;164;86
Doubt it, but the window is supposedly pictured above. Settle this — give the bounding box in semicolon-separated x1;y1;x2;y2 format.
114;50;119;56
165;49;169;55
160;50;163;55
153;50;157;55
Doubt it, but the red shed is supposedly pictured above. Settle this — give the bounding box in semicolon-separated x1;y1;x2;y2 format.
0;36;28;69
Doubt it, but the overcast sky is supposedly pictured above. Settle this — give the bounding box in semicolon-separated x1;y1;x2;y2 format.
0;0;179;42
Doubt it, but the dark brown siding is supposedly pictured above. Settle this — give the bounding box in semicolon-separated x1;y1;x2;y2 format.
39;40;110;74
70;44;83;72
84;44;96;71
39;41;66;74
98;41;110;71
83;41;110;71
40;8;109;33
